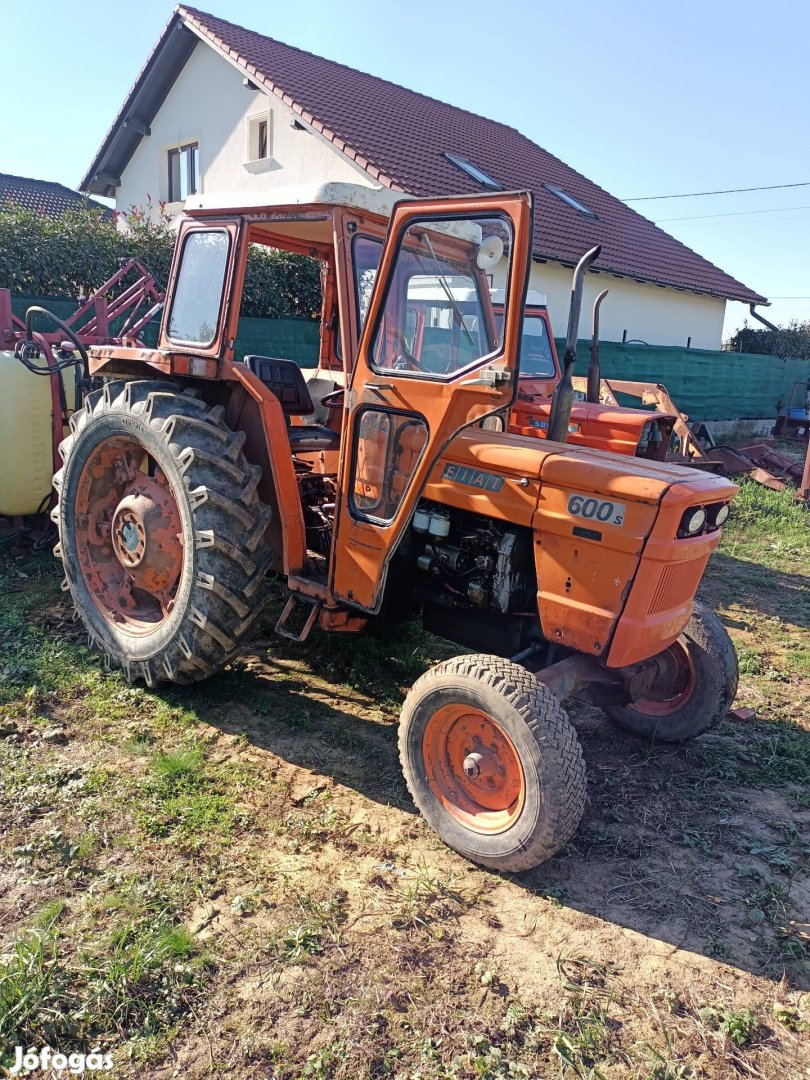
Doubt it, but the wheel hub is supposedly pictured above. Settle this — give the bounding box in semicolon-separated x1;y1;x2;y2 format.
423;706;526;834
110;478;183;594
72;434;186;634
632;639;696;716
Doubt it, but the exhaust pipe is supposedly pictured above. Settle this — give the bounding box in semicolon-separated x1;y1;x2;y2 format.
547;245;601;442
586;288;609;404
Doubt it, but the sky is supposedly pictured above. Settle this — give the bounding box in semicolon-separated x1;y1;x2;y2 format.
2;0;808;340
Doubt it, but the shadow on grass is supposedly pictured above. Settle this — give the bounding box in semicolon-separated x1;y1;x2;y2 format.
179;628;810;993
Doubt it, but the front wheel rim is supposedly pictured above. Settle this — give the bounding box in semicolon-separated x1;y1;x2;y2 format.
422;704;526;834
631;639;697;717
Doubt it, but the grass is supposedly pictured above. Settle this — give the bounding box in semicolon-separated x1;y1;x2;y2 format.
0;478;808;1076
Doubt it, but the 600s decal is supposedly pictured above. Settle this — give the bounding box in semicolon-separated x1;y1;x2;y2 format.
567;493;626;527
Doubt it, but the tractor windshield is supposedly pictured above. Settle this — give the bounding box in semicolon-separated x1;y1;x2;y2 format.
494;310;556;378
354;222;510;378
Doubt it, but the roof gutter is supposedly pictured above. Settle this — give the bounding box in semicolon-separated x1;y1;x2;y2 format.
748;303;779;332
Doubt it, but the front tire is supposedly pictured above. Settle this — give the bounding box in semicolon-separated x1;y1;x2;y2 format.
53;380;273;685
605;601;738;742
399;654;587;873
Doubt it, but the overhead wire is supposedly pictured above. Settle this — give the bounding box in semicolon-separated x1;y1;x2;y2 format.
654;205;810;223
624;181;810;201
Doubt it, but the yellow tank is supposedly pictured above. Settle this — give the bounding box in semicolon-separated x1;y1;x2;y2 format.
0;349;54;516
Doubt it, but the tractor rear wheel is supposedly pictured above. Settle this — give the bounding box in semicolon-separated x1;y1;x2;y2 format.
52;380;273;685
605;601;738;742
399;654;586;873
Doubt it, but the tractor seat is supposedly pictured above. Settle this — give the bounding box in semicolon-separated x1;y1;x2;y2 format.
242;355;340;453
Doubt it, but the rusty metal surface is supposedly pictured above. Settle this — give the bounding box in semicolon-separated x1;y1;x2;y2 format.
74;435;184;632
705;441;810;492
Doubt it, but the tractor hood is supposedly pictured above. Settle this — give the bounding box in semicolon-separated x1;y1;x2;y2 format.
425;429;737;526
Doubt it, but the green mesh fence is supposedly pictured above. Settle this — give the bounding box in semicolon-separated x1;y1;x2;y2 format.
11;295;807;421
10;296;320;367
555;339;810;421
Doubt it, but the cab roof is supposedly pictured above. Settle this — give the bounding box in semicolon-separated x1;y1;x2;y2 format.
185;181;408;218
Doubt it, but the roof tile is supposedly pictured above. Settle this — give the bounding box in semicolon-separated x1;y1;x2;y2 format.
83;5;766;304
0;172;111;219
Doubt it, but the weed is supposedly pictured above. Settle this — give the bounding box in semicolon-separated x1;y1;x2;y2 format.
698;1004;761;1047
275;893;346;961
137;744;238;838
0;928;74;1058
772;1002;809;1033
736;645;765;676
79;919;201;1034
704;936;733;962
387;862;472;931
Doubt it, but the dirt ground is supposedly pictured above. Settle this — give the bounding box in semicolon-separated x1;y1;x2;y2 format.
1;479;808;1078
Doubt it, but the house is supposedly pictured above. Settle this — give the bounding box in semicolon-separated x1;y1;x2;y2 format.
0;172;110;219
80;5;767;350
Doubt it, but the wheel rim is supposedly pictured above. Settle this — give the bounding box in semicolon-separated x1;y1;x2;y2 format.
73;434;184;635
422;704;526;834
631;639;696;716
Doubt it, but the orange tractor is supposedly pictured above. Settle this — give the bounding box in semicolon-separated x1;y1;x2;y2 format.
45;183;738;872
498;283;678;461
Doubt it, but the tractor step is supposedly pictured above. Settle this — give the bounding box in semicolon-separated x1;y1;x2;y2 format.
275;593;321;642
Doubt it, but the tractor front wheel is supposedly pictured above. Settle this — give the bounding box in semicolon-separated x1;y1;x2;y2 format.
53;380;273;685
399;654;586;873
605;601;738;742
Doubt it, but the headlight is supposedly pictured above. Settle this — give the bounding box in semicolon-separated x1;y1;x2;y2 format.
711;503;730;527
679;507;707;537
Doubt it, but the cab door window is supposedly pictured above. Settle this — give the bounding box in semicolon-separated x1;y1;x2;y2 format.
352;408;428;522
369;218;511;379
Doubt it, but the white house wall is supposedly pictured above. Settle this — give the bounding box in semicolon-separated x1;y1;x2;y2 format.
115;40;374;218
529;262;726;350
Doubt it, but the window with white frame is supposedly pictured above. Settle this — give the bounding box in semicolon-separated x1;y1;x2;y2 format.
247;111;272;162
168;142;199;202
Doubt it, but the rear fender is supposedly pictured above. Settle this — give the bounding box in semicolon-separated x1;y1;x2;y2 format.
223;364;307;577
88;345;218;381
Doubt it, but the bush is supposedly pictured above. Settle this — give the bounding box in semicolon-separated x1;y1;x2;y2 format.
0;201;322;320
726;320;810;360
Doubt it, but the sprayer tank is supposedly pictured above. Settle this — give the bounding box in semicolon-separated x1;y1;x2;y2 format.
0;349;54;515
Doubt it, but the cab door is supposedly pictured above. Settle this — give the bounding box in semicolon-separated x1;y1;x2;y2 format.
330;192;534;611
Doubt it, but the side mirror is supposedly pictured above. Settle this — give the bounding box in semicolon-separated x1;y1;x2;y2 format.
476;235;504;270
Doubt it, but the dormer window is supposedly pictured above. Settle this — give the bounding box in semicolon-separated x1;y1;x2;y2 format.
543;183;598;219
443;153;502;191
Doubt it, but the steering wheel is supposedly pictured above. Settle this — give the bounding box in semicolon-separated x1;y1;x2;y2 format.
320;388;346;409
19;306;90;376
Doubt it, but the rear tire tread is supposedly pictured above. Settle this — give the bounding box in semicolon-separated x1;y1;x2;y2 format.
54;379;274;685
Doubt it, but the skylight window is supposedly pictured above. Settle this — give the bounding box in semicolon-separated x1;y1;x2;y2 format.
443;153;502;191
543;183;598;219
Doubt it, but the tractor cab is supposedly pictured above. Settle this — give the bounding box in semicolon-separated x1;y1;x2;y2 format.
85;182;534;614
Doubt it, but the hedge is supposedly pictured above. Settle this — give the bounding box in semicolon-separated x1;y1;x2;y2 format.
0;203;322;320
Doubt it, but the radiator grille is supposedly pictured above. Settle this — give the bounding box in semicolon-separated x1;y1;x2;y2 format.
647;558;705;616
